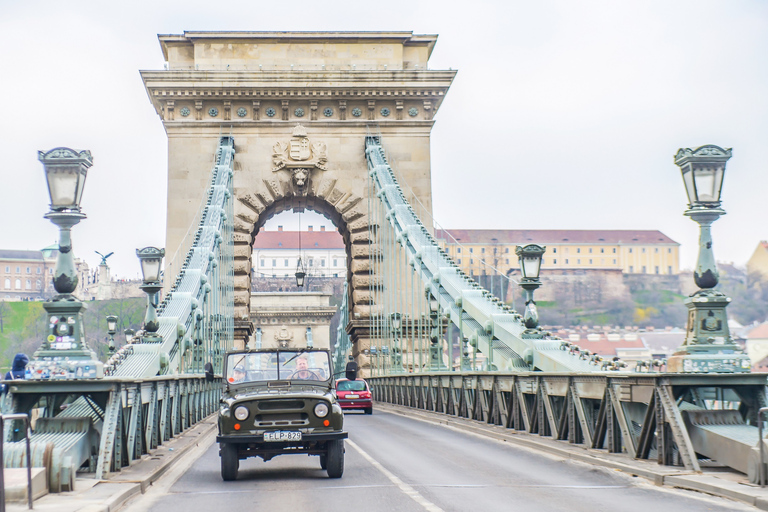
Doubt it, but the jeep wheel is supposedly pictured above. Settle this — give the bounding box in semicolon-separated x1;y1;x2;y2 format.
319;454;328;469
221;443;239;481
326;439;344;478
364;407;373;415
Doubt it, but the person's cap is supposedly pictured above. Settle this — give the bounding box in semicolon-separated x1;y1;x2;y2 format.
234;365;245;372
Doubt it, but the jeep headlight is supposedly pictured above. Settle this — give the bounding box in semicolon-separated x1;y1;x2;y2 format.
314;402;329;418
234;406;249;421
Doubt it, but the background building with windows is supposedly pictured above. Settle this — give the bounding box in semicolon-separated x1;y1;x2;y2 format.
253;226;347;279
435;229;680;278
1;246;92;301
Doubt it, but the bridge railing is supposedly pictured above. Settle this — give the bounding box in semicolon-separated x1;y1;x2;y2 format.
368;371;768;479
3;375;220;489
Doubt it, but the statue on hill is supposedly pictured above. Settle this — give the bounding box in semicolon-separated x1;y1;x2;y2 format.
95;251;114;266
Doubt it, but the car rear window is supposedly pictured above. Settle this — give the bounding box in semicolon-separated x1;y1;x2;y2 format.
337;380;366;391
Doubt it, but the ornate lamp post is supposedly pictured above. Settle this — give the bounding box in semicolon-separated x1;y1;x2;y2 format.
29;148;103;379
137;247;165;342
390;312;403;373
668;145;750;373
427;292;445;370
124;328;135;344
106;315;118;354
515;244;546;338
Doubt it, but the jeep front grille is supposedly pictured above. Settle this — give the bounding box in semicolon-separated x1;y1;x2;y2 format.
255;413;308;427
258;400;305;410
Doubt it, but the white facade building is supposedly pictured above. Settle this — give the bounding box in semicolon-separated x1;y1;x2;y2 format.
253;226;347;279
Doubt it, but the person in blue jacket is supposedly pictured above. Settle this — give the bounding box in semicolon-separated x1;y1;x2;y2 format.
2;353;29;391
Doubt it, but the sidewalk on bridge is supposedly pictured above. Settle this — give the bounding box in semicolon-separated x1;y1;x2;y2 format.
5;415;217;512
377;402;768;511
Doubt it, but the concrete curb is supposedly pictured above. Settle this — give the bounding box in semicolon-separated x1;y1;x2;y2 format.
6;416;218;512
109;416;218;494
377;402;768;509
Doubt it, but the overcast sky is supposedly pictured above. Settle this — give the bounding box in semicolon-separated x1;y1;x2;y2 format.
1;0;766;279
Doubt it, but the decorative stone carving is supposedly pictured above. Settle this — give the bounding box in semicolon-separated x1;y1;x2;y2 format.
180;107;191;117
237;107;247;117
351;108;362;117
275;325;294;348
272;124;328;172
408;107;418;117
208;107;219;117
281;100;290;120
266;107;276;117
310;100;318;121
291;168;310;193
166;100;175;121
294;108;305;117
380;107;391;117
323;107;333;117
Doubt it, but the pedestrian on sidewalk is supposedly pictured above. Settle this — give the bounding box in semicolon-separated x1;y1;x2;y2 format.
1;353;29;393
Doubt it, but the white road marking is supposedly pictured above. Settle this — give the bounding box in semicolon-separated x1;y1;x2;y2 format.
347;438;444;512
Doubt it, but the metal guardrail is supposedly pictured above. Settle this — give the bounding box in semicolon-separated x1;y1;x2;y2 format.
3;375;220;491
368;371;768;478
0;413;32;511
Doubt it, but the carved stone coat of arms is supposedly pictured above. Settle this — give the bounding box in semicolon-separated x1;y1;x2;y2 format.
272;124;328;193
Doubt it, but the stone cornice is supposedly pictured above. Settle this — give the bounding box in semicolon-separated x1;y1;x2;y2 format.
147;87;449;98
141;71;455;96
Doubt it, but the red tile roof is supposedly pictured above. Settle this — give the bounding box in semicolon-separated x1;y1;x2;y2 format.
747;322;768;340
435;229;678;245
570;336;648;357
253;230;345;250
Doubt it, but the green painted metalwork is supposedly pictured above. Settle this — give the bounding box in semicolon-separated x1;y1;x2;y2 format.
365;135;613;374
668;145;750;373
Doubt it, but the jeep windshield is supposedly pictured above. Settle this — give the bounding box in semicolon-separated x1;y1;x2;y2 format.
225;350;332;384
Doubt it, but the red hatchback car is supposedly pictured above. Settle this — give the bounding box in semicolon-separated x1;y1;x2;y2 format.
335;378;373;414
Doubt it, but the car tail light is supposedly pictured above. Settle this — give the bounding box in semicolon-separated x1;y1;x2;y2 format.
359;391;371;399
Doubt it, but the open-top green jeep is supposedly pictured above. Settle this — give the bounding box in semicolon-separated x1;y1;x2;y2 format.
212;348;347;481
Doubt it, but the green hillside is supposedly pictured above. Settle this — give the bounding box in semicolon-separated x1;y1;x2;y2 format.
0;298;144;375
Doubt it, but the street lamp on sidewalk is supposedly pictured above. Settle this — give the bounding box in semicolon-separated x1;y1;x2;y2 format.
390;312;403;373
29;147;103;379
106;315;118;354
427;292;445;370
137;247;165;342
515;244;546;339
668;145;750;373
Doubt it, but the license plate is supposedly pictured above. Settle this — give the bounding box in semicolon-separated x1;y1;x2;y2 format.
346;394;359;399
264;431;302;442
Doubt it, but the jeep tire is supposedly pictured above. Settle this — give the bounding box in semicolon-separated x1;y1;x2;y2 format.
221;443;239;481
319;453;328;469
326;439;344;478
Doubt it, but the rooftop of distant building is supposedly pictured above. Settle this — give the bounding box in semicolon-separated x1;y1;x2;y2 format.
435;229;678;245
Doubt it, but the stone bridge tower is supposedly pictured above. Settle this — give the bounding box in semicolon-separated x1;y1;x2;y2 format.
141;31;455;350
